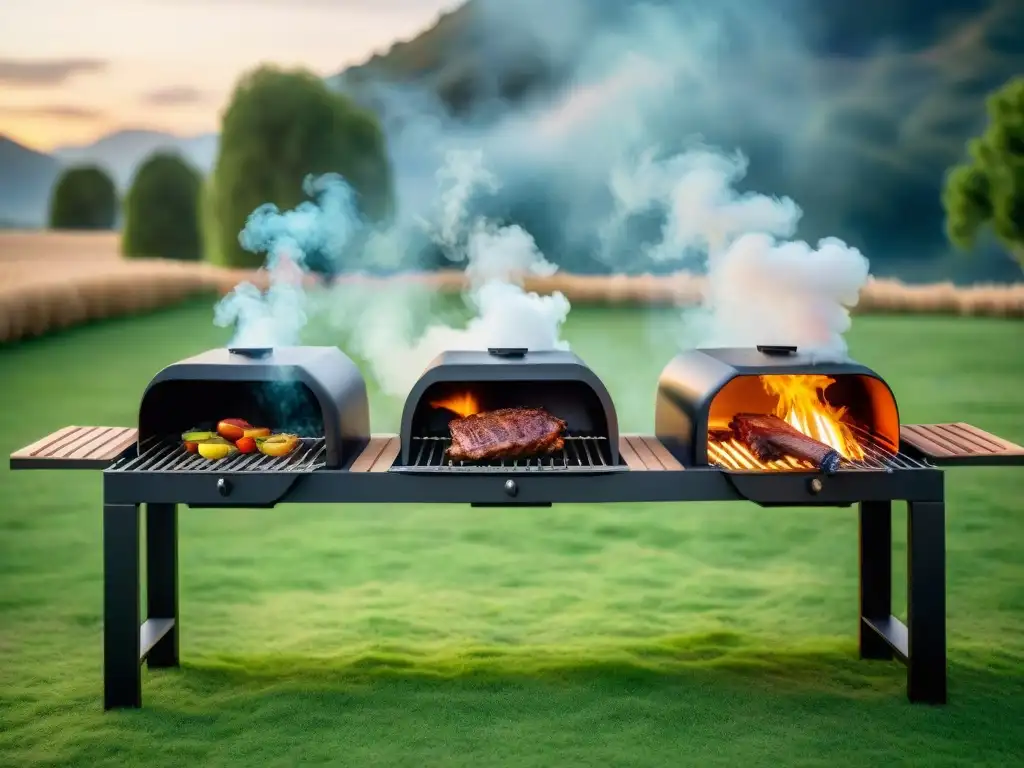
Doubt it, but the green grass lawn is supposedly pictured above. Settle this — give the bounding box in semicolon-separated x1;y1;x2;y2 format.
1;300;1023;767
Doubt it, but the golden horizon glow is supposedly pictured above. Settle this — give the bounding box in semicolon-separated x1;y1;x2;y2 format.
0;0;462;152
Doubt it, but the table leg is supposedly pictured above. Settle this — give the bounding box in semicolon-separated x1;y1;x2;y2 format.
104;502;141;709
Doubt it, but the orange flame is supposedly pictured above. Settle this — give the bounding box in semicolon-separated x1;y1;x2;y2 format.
760;375;866;461
430;391;480;418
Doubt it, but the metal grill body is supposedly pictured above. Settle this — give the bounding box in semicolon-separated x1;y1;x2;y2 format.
656;346;903;470
136;346;370;469
399;348;621;466
22;343;1024;712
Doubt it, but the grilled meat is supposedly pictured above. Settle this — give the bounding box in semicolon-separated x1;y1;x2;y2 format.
447;407;566;462
729;413;842;474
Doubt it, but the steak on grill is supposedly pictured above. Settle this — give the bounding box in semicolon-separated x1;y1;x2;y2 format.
447;407;567;462
729;413;842;474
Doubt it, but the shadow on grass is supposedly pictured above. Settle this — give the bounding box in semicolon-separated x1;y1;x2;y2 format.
8;635;1024;767
166;631;1022;703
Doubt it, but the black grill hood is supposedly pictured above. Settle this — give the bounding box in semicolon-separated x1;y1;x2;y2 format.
399;347;620;465
138;346;370;469
655;346;901;466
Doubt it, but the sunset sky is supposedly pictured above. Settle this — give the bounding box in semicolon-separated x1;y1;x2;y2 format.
0;0;461;152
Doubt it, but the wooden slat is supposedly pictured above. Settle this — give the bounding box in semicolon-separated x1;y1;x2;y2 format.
901;423;1024;467
928;424;995;455
637;436;684;471
953;423;1024;454
34;426;100;457
54;427;117;458
91;428;141;461
9;426;81;459
370;437;401;472
626;435;665;470
349;435;391;472
901;425;957;457
618;436;648;471
66;427;120;458
10;426;138;470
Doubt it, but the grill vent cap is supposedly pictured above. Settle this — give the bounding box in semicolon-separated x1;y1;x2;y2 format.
487;347;528;358
228;347;273;359
756;345;797;356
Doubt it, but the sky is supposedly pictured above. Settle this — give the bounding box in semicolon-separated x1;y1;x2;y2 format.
0;0;462;152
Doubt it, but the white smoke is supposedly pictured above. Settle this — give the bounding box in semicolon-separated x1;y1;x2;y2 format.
214;0;878;372
214;174;364;348
342;150;571;397
602;147;870;358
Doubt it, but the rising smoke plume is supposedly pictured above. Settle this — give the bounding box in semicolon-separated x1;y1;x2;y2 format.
333;149;571;397
214;173;365;348
217;0;878;384
217;149;571;397
333;0;875;362
600;147;871;358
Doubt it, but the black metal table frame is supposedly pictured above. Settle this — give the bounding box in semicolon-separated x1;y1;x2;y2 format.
103;464;947;709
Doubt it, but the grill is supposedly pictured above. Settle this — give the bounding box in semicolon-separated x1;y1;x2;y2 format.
395;434;622;473
707;424;931;473
109;436;328;473
657;345;913;474
135;345;370;470
394;347;622;472
9;341;1024;712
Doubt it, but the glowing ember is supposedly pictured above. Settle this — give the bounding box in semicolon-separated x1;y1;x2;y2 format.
430;392;480;418
760;375;865;461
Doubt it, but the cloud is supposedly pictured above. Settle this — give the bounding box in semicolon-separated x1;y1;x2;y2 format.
0;104;103;121
141;86;206;106
0;58;107;87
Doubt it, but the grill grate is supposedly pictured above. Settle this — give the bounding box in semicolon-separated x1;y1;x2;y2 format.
708;424;931;473
108;437;327;473
392;435;627;473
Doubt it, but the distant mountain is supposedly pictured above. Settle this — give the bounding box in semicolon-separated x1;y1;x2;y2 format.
53;129;219;190
0;129;219;227
330;0;1024;282
0;135;60;228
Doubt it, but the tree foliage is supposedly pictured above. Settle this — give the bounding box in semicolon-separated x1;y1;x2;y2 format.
943;76;1024;269
208;65;394;270
122;152;203;260
48;166;117;230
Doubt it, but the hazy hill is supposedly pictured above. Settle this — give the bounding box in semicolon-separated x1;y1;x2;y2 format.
0;130;218;228
53;129;218;190
330;0;1024;282
0;136;60;228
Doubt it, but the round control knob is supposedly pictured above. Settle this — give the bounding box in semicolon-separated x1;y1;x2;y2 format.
217;478;232;497
808;477;823;494
504;479;518;497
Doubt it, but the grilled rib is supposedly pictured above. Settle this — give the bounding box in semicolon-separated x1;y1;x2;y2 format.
729;413;842;474
447;407;567;462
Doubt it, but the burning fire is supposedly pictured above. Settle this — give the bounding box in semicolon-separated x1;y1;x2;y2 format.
760;375;865;461
430;391;480;418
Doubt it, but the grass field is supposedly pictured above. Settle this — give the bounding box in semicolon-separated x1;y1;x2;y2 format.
1;301;1023;767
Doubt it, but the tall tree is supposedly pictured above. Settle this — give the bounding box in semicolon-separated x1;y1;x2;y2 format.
48;166;117;230
943;76;1024;269
122;152;203;260
209;65;394;271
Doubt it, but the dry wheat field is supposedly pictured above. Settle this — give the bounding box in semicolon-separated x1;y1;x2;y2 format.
1;231;1022;345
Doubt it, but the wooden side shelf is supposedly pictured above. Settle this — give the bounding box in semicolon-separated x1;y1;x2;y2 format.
10;426;138;470
619;435;684;471
349;435;401;473
901;423;1024;467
